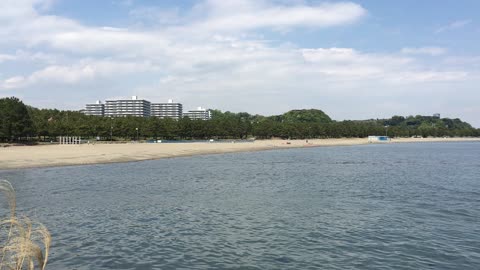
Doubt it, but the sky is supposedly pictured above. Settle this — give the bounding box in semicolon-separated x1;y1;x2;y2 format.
1;0;479;127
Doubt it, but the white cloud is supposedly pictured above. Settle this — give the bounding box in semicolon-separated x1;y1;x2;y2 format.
401;47;447;56
384;71;468;84
0;1;468;92
0;54;16;62
300;48;462;82
1;76;26;89
436;19;471;33
0;0;37;19
443;56;480;65
1;60;159;89
0;1;467;88
0;0;479;126
193;1;367;31
0;50;60;64
0;0;367;51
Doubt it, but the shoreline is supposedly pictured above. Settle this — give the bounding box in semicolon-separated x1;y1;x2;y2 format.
1;137;479;170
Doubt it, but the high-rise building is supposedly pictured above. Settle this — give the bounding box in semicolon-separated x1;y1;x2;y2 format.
104;96;151;117
183;107;212;120
84;100;105;116
151;99;183;120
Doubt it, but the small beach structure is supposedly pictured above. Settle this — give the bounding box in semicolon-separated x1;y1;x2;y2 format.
59;136;82;144
368;136;391;143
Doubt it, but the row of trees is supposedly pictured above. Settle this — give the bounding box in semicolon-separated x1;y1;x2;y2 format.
1;97;479;142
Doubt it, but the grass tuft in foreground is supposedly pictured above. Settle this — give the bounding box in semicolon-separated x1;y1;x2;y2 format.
0;180;51;270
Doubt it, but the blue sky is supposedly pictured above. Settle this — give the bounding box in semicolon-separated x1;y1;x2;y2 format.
1;0;479;126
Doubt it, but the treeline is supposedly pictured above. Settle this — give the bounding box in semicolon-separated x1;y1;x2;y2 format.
1;97;479;142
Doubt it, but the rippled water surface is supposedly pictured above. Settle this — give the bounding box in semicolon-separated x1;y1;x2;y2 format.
1;142;480;269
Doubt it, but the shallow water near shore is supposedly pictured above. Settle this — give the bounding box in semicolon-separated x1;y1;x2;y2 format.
1;142;480;269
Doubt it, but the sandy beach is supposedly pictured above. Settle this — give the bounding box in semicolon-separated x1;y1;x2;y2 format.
0;137;479;170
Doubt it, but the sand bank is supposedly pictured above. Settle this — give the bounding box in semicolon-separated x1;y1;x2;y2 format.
0;137;479;170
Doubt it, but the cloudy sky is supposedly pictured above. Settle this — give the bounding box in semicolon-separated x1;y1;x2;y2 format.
1;0;479;126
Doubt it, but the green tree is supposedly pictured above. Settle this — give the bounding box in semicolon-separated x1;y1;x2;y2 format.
281;109;332;124
0;97;33;142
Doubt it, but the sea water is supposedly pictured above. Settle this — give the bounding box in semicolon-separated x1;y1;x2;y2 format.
1;142;479;269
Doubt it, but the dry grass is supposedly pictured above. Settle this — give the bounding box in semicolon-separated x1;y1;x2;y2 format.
0;180;51;270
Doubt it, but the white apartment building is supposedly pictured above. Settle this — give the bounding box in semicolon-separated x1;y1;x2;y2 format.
151;99;183;120
104;96;151;117
84;100;105;116
183;107;212;120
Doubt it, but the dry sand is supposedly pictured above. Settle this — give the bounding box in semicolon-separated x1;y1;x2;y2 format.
0;137;479;170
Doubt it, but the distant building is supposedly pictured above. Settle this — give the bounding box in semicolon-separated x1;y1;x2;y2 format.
105;96;151;117
84;100;105;116
183;107;212;120
151;99;183;120
433;113;440;119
